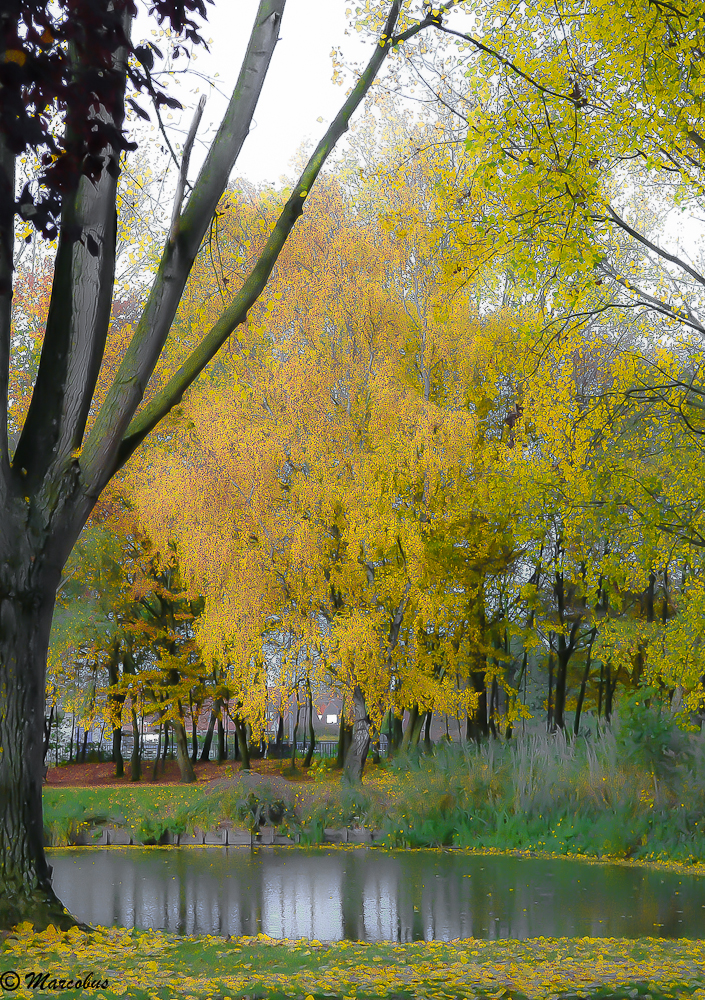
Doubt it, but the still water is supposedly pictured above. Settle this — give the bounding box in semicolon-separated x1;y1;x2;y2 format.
50;847;705;941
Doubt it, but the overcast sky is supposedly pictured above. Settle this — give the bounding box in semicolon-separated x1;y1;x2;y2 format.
134;0;375;186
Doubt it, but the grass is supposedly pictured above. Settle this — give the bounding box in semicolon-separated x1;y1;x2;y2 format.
44;720;705;863
2;922;705;1000
42;782;290;846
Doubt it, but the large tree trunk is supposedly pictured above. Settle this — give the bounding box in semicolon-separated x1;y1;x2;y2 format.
343;685;371;782
290;702;301;770
0;582;75;929
391;713;403;751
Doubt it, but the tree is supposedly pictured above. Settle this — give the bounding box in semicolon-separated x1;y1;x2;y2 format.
0;0;452;930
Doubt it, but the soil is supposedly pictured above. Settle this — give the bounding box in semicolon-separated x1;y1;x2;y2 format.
44;757;319;794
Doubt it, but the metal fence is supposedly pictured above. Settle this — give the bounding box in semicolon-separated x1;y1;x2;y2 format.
45;732;388;766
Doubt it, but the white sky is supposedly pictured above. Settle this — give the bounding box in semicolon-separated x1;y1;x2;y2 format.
135;0;376;186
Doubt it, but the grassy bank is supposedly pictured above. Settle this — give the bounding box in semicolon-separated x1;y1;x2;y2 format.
44;724;705;862
2;922;705;1000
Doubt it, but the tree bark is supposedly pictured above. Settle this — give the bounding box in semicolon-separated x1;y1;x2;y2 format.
217;712;226;763
290;701;301;771
0;583;76;929
200;707;217;762
79;726;89;764
466;671;489;744
190;696;200;761
574;628;597;736
423;710;433;752
130;706;141;781
402;704;419;750
547;648;555;733
107;646;125;776
391;713;403;751
303;679;316;768
343;685;371;782
173;710;196;783
151;724;162;782
235;718;250;770
274;712;284;756
335;711;350;768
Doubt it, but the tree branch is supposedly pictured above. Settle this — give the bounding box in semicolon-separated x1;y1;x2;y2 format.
169;94;206;243
81;0;286;492
600;264;705;334
13;3;132;486
602;203;705;288
434;23;578;106
114;0;406;470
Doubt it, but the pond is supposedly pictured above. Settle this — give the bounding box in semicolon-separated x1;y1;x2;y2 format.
50;847;705;941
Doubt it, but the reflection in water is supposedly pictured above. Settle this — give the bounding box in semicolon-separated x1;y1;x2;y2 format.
50;847;705;941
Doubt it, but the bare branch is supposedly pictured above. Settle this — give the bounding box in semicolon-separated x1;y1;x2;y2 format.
434;23;579;106
81;0;286;492
600;264;705;335
169;94;206;243
601;204;705;288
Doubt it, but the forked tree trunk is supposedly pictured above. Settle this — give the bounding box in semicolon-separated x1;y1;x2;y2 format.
0;580;76;929
343;685;371;782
